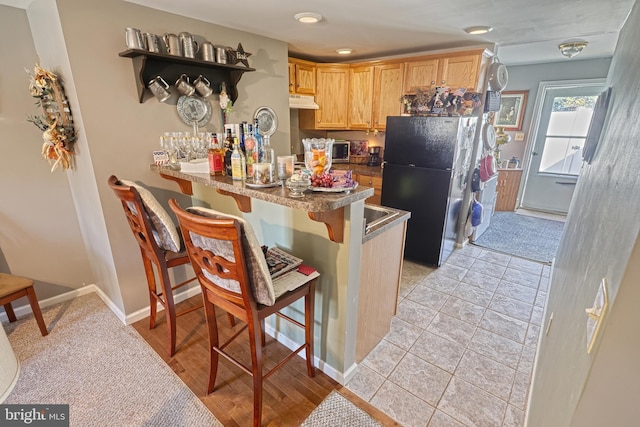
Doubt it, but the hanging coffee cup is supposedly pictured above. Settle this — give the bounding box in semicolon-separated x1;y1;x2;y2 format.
175;74;195;96
163;33;182;56
194;75;213;98
143;33;161;53
200;42;215;62
125;27;145;50
148;76;171;102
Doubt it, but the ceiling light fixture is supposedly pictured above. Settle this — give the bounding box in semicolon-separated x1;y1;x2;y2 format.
336;48;353;55
558;41;588;58
464;26;493;35
294;12;323;24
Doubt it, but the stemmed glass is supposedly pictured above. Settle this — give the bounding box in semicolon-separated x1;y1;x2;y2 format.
160;132;179;169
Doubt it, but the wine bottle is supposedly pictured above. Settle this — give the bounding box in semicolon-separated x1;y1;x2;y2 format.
224;129;234;176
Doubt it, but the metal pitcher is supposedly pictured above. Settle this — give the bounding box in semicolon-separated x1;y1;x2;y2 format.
163;33;182;56
125;27;145;50
179;32;199;58
143;33;160;53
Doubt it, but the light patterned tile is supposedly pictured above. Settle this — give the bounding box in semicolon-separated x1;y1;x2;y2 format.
446;253;476;269
407;285;450;311
477;250;511;266
503;404;525;427
489;294;533;323
507;257;544;276
362;339;406;377
517;346;536;374
396;299;438;328
457;245;483;258
403;260;436;284
371;380;436;427
469;328;523;369
534;291;547;308
440;297;486;325
538;276;550;292
388;353;452;406
428;410;465;427
433;264;468;281
480;310;529;344
438;377;507;427
421;274;460;294
410;330;466;373
530;306;544;325
461;270;500;292
455;350;516;400
346;364;385;402
524;324;541;348
542;265;551;278
451;282;494;307
427;313;476;347
399;278;418;300
502;268;540;289
386;317;423;351
496;280;537;305
471;259;507;279
510;370;532;410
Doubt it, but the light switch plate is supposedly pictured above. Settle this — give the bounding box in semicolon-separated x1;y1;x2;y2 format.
586;278;609;354
515;132;525;141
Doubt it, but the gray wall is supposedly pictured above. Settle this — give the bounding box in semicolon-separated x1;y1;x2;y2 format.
526;2;640;425
499;57;611;163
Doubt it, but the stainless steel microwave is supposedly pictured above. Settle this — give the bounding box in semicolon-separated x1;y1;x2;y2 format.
332;141;350;163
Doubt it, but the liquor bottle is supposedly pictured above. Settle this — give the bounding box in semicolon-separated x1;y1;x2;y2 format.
262;134;275;173
224;129;234;176
244;123;257;177
253;118;263;162
237;137;247;180
230;140;244;181
239;121;247;153
208;134;224;176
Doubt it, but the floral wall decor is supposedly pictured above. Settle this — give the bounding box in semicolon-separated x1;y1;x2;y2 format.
27;64;77;172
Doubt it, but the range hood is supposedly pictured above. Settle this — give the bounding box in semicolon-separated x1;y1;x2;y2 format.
289;94;319;109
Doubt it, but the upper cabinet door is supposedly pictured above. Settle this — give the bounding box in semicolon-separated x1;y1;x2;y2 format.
295;63;316;95
315;64;349;129
440;54;481;91
348;66;374;129
403;59;439;94
288;62;296;94
373;63;405;130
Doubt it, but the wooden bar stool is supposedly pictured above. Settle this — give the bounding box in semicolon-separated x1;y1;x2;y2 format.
0;273;48;336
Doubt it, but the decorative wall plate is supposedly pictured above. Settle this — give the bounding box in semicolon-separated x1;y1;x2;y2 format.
254;106;278;136
483;122;497;150
177;95;212;126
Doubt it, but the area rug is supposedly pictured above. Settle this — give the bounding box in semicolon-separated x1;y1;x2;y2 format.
301;390;384;427
472;212;565;263
2;293;222;427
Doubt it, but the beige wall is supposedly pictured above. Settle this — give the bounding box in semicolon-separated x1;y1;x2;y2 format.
527;2;640;425
0;4;94;302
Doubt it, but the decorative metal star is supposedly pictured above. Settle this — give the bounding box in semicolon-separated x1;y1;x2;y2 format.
233;43;252;67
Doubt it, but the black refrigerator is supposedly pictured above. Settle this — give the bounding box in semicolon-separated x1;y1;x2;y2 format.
381;116;477;266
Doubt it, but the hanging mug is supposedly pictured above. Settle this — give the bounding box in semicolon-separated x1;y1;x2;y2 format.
194;75;213;98
175;74;195;96
125;27;145;50
148;76;171;102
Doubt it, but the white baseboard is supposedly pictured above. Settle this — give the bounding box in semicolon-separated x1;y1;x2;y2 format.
123;285;203;325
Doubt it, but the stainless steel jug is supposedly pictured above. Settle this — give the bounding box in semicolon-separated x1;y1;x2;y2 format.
163;33;182;56
179;32;199;58
125;27;145;50
200;42;215;62
214;45;228;64
143;33;160;53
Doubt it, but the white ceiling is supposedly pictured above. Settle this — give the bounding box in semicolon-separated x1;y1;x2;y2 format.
4;0;635;65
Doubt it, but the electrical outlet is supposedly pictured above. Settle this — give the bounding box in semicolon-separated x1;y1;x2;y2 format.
515;132;525;141
586;278;609;353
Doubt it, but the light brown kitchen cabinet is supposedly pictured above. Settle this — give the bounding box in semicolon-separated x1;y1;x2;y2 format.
496;169;523;211
440;54;481;90
299;64;349;129
403;59;439;94
288;58;316;95
355;173;382;205
348;65;374;129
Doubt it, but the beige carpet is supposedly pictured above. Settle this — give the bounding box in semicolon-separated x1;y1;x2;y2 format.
301;390;383;427
3;293;222;427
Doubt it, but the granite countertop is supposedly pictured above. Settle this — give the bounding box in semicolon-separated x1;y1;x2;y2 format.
151;164;374;212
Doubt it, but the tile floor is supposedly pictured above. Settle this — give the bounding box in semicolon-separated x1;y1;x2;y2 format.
346;244;550;427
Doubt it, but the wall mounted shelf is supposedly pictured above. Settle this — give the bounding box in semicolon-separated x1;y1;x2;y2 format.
119;49;255;103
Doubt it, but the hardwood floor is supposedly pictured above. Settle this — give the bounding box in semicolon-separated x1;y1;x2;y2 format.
133;294;398;426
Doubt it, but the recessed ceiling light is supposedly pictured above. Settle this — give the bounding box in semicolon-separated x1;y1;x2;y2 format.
294;12;323;24
464;26;493;35
336;48;353;55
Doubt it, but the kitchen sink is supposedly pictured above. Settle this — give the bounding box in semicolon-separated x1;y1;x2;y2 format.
364;205;398;234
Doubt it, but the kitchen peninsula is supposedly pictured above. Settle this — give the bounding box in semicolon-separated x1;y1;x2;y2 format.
151;165;410;383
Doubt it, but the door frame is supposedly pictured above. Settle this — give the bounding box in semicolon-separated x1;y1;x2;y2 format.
518;78;606;212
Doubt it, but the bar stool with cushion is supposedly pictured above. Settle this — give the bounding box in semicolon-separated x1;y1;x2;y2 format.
0;273;48;336
169;200;318;427
107;175;201;357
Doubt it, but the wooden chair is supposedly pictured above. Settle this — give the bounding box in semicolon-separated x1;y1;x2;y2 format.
169;200;317;427
107;175;201;357
0;273;48;336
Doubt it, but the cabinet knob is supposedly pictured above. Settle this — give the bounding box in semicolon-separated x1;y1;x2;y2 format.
431;81;435;85
441;80;446;84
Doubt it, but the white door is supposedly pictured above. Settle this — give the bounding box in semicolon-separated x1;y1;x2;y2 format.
521;81;604;214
